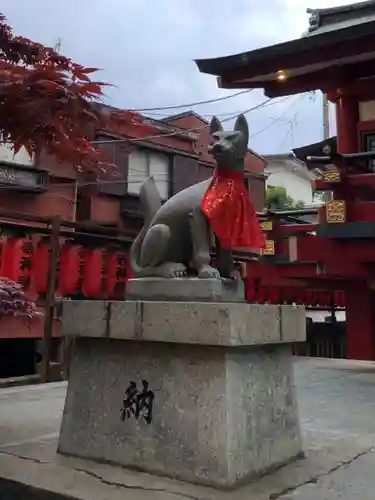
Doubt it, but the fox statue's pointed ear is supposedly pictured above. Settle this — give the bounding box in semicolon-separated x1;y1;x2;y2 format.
210;116;223;135
234;114;249;147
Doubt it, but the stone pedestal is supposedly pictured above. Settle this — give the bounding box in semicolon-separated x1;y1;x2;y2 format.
58;296;305;488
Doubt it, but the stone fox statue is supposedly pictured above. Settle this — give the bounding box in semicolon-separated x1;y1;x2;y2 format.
130;114;265;279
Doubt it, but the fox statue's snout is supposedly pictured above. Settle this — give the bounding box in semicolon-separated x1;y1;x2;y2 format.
208;138;234;157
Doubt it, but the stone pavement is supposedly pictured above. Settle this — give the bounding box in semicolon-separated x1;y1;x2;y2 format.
1;357;375;499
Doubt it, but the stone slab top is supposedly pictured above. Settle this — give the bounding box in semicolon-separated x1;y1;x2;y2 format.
61;300;306;347
126;277;245;302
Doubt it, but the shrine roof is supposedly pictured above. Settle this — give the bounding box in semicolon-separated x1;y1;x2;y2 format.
162;110;208;125
304;1;375;37
293;137;337;169
195;2;375;98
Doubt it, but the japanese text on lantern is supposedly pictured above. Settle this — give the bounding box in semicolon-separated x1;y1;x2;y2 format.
82;248;107;297
2;238;34;290
106;252;128;298
59;244;85;295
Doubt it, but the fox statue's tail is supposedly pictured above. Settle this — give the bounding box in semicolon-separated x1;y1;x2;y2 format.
130;176;162;275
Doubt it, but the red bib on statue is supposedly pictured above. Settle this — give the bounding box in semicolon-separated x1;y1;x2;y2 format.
201;169;266;250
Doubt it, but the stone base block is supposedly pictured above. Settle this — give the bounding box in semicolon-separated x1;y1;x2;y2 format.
126;277;245;302
58;300;305;488
60;300;306;346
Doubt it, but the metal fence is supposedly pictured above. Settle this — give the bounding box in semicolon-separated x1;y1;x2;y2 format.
293;320;346;359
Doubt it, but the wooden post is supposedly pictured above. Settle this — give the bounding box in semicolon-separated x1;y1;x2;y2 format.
346;284;375;360
40;217;60;383
322;93;330;140
335;96;358;154
322;93;334;202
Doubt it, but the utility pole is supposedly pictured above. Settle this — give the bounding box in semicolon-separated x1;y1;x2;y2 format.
54;38;62;52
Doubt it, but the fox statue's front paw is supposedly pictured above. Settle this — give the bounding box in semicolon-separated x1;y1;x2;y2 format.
197;265;221;279
157;262;187;279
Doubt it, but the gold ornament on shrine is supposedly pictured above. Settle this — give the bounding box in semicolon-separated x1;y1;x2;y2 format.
260;220;273;231
325;200;346;223
323;169;341;183
262;239;275;255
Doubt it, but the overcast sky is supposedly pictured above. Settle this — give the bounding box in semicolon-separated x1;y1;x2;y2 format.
2;0;363;154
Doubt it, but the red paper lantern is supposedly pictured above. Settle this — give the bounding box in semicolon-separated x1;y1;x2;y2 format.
246;278;257;302
59;244;85;296
256;286;267;303
267;287;280;304
277;287;285;304
82;248;107;297
0;240;4;273
2;238;34;289
106;251;128;298
309;291;319;307
295;291;305;305
282;287;297;305
321;291;332;308
305;291;313;306
32;243;49;294
334;290;345;308
312;291;322;307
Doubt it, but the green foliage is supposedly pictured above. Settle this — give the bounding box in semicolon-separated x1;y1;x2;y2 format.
266;185;305;210
313;189;331;204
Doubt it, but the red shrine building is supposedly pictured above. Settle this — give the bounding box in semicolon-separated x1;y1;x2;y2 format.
196;0;375;361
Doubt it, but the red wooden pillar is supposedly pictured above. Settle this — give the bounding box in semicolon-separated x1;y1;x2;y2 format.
345;284;375;360
335;95;358;154
335;95;368;359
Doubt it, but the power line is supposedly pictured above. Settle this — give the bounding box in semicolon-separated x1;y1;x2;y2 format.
128;89;254;112
144;95;293;118
93;96;278;146
275;96;306;152
277;127;291;153
250;95;305;140
278;111;303;153
95;94;306;147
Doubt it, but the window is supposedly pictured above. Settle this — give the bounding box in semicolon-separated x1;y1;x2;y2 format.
127;149;169;199
127;149;148;195
0;143;34;167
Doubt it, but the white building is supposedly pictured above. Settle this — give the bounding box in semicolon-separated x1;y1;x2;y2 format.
263;153;317;207
0;143;34;167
